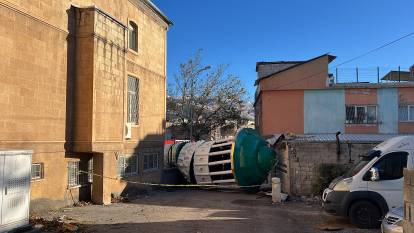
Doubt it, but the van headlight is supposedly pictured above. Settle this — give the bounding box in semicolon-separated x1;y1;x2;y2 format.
333;178;352;191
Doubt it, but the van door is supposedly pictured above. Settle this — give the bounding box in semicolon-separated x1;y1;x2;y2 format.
366;151;408;210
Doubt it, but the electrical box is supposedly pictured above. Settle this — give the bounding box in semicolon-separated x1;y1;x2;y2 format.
125;123;132;140
0;150;32;233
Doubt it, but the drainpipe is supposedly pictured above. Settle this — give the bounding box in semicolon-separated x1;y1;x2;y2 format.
335;131;341;157
348;143;353;163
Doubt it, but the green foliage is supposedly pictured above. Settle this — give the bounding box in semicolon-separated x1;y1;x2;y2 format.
311;163;346;196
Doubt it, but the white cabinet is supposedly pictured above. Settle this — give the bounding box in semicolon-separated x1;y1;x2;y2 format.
0;150;32;233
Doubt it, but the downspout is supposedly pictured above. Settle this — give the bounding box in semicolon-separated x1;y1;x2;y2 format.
335;131;341;159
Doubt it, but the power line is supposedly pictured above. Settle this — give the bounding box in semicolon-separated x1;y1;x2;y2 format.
268;31;414;90
334;31;414;68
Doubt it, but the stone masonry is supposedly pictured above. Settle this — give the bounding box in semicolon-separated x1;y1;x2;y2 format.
0;0;171;211
404;168;414;232
279;140;377;196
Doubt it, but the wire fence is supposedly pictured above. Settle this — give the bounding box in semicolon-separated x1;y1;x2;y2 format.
329;66;413;84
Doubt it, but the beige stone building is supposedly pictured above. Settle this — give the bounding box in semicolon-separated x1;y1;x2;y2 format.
0;0;171;211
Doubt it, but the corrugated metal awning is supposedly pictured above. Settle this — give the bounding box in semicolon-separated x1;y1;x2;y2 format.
286;134;405;143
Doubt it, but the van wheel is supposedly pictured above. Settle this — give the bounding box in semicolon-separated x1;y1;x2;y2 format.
349;201;381;229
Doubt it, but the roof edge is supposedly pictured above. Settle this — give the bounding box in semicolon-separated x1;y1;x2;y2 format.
254;53;336;86
255;61;304;72
143;0;173;26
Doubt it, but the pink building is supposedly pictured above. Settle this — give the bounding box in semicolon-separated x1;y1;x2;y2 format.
255;54;414;136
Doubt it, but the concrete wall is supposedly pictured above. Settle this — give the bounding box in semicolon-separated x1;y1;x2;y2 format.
378;88;398;134
0;0;168;211
403;168;414;232
345;88;378;134
280;141;377;196
259;55;331;91
256;86;414;135
260;90;304;136
398;88;414;134
304;89;345;134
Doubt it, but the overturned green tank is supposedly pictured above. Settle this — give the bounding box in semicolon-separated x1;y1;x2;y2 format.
164;128;277;190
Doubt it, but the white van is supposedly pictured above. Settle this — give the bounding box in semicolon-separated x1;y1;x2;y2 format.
322;136;414;229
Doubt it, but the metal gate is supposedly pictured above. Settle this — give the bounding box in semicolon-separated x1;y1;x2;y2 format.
0;150;31;232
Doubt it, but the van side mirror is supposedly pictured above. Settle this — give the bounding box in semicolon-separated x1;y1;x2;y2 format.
370;167;380;181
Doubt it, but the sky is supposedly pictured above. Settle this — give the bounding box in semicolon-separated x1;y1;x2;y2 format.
152;0;414;98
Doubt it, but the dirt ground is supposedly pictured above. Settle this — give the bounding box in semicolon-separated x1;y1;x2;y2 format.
37;189;380;233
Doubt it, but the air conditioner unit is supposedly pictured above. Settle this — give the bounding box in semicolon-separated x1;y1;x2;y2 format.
125;123;132;140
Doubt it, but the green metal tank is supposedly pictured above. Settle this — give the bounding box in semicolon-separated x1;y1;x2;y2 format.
172;128;277;191
232;128;277;191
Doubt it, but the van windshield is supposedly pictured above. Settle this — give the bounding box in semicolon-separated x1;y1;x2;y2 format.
343;150;381;178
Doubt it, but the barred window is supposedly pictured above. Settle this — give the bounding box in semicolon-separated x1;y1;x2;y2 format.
118;155;138;177
31;163;44;180
129;21;138;52
68;161;80;188
399;105;414;122
127;76;139;124
346;105;377;124
87;159;93;183
143;153;159;171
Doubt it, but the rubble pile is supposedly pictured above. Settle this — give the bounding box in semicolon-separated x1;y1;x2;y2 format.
30;214;84;233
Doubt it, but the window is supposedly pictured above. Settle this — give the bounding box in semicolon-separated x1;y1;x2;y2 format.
143;153;159;170
127;76;139;124
367;152;408;181
346;105;377;124
128;21;138;51
118;155;138;177
68;160;92;187
31;163;44;180
68;161;80;188
399;105;414;122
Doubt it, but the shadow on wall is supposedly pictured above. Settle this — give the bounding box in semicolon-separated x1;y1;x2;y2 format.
118;131;188;200
64;6;76;153
56;5;171;207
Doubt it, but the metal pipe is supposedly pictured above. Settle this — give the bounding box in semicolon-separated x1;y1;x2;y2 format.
211;142;233;148
399;66;401;82
213;179;236;184
356;67;359;83
377;67;380;83
198;170;233;176
208;150;232;156
208;159;232;166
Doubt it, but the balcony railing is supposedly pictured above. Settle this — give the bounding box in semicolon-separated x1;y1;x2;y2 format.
329;67;413;84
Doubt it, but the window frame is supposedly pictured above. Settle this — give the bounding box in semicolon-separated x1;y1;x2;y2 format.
118;154;138;178
68;161;81;189
127;75;139;124
31;163;44;181
345;105;378;124
399;105;414;122
363;151;408;181
128;21;138;52
143;152;160;171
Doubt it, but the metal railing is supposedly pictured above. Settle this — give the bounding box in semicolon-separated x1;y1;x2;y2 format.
329;67;412;84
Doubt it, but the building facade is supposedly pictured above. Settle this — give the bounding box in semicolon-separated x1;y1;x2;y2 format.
255;54;414;136
0;0;171;211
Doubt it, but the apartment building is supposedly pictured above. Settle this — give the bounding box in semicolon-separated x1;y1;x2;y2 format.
0;0;171;211
255;54;414;136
